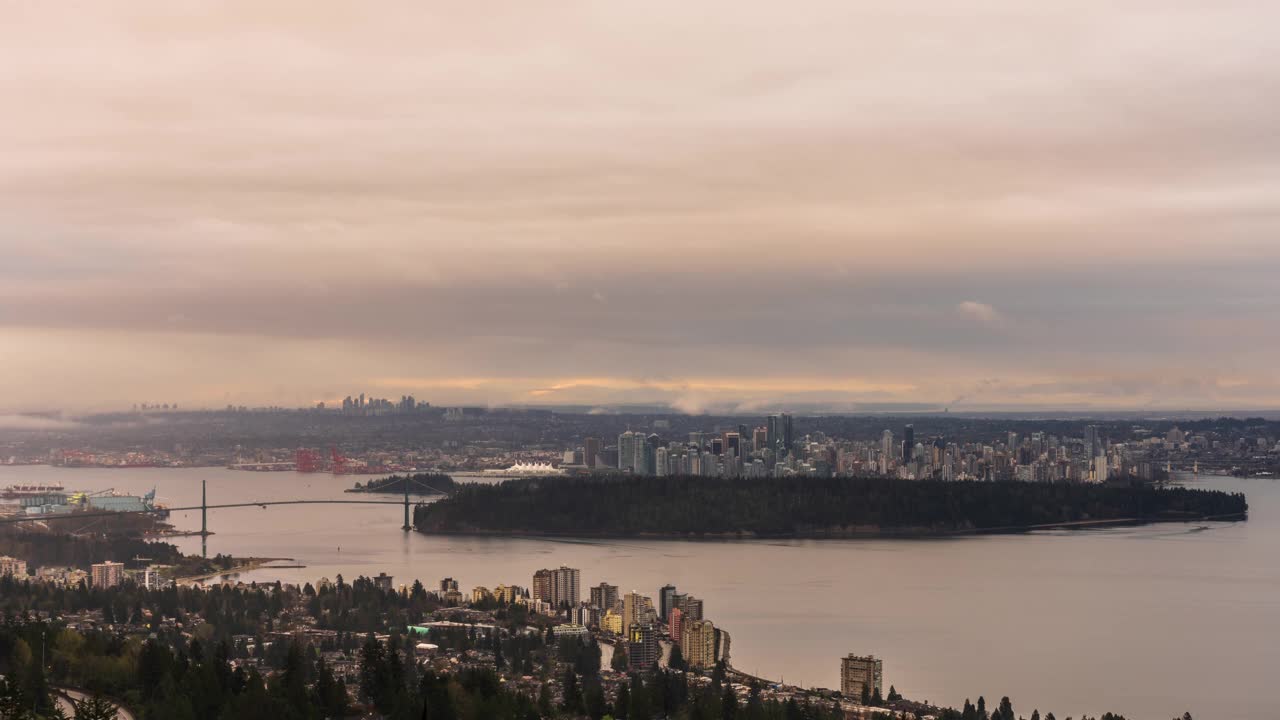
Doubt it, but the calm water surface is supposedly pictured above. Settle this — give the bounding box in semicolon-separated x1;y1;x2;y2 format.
2;465;1274;720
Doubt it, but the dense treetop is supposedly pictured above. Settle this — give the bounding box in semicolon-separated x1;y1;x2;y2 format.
349;473;456;495
416;476;1247;538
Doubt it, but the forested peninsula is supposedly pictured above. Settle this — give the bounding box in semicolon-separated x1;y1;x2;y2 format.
413;476;1247;538
347;472;456;494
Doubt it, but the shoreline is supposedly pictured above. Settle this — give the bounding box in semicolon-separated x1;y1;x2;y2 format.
175;557;298;584
415;513;1247;541
344;488;446;495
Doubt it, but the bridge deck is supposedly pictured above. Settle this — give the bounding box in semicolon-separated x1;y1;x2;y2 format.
0;499;410;525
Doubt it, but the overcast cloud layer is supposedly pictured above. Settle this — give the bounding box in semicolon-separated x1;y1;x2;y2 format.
3;2;1279;413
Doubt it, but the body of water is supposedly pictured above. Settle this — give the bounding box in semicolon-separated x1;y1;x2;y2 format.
2;465;1274;719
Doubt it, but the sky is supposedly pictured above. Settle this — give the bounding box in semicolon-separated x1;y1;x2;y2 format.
2;1;1279;414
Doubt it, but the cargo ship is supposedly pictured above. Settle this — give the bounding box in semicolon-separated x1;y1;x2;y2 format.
15;486;170;520
1;483;67;500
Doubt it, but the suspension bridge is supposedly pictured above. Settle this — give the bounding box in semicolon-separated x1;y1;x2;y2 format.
0;477;452;553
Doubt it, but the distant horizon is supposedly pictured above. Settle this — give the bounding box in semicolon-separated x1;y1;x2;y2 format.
5;401;1280;425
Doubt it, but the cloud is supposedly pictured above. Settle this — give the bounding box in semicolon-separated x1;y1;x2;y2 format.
956;301;1007;328
2;3;1280;411
0;414;81;430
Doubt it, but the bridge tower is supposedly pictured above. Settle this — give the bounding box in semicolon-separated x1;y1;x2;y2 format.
402;477;411;531
201;479;209;558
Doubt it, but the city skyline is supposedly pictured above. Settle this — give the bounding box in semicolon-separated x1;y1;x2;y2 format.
5;3;1280;413
2;5;1273;719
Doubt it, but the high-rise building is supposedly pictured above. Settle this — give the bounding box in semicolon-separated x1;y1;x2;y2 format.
628;623;659;671
633;435;658;476
1085;425;1101;460
532;570;552;602
533;567;580;608
781;413;794;455
0;556;27;578
659;584;677;621
668;607;684;645
767;415;780;455
676;594;704;621
881;430;894;461
752;427;768;454
902;425;915;463
724;432;740;455
140;566;165;591
571;604;600;628
622;591;654;629
584;437;600;468
440;577;460;593
682;619;718;670
602;609;623;634
556;567;580;606
373;573;394;591
91;561;124;589
841;654;883;701
590;582;619;611
493;584;525;603
618;431;639;472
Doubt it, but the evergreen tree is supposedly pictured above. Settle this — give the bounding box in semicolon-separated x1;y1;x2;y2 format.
721;684;738;720
611;645;629;673
312;658;347;718
279;641;309;710
137;640;172;702
668;644;686;672
419;671;455;720
627;675;651;720
72;694;119;720
584;679;608;720
614;682;630;719
358;635;385;705
538;683;553;718
0;676;37;720
561;668;584;715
